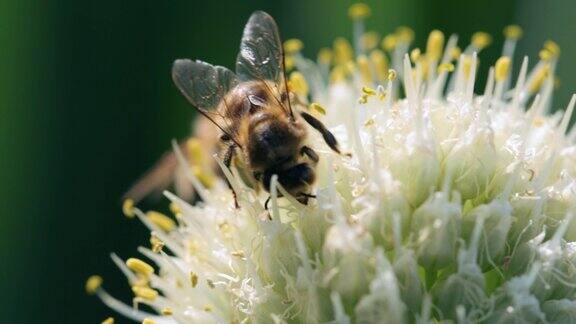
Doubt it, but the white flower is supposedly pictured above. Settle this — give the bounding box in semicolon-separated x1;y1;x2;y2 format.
87;4;576;323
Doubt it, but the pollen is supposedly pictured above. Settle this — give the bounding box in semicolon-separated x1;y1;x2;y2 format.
426;30;444;61
101;317;114;324
471;31;492;49
190;272;199;287
142;319;155;324
495;56;511;82
317;47;333;65
161;307;173;315
150;234;164;253
126;258;154;277
132;286;158;300
348;3;371;20
85;275;103;294
387;69;397;81
503;25;523;39
362;86;376;96
283;39;304;55
146;211;176;232
122;198;135;218
309;102;326;115
462;55;473;77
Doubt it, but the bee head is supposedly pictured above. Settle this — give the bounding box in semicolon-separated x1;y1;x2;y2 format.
261;162;315;199
247;114;304;169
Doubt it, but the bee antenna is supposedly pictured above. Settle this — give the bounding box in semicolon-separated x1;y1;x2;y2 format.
281;48;295;120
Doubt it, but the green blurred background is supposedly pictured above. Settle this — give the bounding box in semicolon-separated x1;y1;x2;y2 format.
1;0;574;322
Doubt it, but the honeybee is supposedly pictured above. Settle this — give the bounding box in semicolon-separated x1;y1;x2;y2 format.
127;11;343;208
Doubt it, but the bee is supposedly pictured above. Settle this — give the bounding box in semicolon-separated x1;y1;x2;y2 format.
127;11;344;208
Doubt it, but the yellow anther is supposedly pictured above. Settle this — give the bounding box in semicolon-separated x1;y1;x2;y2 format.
333;38;354;65
539;49;553;61
190;272;199;287
289;72;308;98
450;46;461;60
162;307;173;315
362;31;380;50
471;32;492;49
142;319;155;324
203;305;213;312
387;69;397;81
369;50;388;81
85;275;103;294
186;138;203;164
192;165;215;188
146;211;176;232
284;55;294;71
283;39;304;54
348;3;371;20
396;26;414;43
126;258;154;277
495;56;511;82
345;61;357;75
357;55;372;84
150;234;164;253
544;40;560;57
102;317;114;324
169;202;181;215
410;48;421;62
364;118;375;127
381;34;397;51
362;86;376;96
309;102;326;115
437;62;455;73
231;250;245;258
358;94;368;104
462;55;473;77
122;199;135;218
330;65;348;83
503;25;523;39
317;47;333;65
426;30;445;61
529;64;550;93
132;286;158;300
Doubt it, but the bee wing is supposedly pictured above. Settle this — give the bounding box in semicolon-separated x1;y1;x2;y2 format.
236;11;283;83
172;59;238;111
236;11;294;118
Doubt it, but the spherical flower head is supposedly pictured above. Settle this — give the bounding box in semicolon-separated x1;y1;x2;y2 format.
89;4;576;323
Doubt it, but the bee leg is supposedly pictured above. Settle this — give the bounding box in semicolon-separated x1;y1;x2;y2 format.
222;144;240;209
297;193;316;205
300;146;319;163
300;111;343;155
